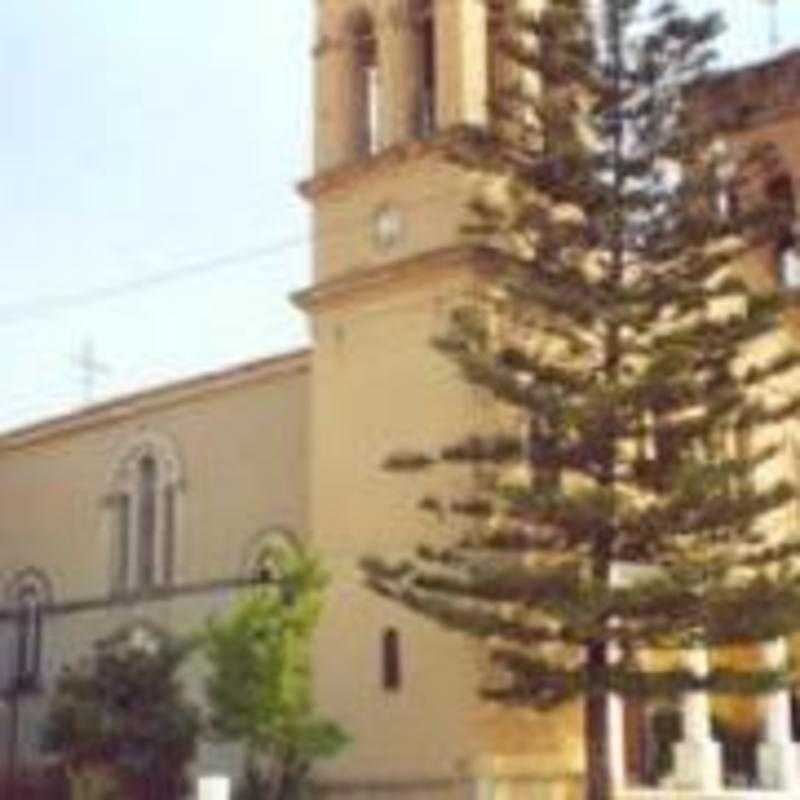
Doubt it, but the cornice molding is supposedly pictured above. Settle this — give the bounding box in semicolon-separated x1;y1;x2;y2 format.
0;349;311;453
298;124;483;202
292;244;497;313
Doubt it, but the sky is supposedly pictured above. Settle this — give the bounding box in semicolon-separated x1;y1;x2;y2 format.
1;0;798;432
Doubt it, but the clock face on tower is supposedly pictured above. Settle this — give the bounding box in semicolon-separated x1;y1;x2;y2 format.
373;204;404;250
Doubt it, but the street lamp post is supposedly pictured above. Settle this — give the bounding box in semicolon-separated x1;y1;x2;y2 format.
2;589;43;800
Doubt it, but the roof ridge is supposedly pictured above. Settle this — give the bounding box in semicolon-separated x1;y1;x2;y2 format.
0;347;312;448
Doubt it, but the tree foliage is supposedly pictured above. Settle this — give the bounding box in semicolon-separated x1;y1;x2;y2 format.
42;626;200;800
362;1;800;799
203;543;349;800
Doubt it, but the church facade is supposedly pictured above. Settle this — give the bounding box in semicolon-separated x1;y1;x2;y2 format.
3;1;800;797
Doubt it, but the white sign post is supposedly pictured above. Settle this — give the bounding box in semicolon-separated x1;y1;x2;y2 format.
197;775;231;800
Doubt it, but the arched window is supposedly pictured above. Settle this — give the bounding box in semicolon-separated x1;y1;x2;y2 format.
410;1;436;138
16;586;43;692
382;628;401;691
3;568;52;694
708;141;739;222
766;172;795;221
778;226;800;290
107;432;183;595
351;11;380;156
765;173;799;288
486;1;513;131
715;182;741;222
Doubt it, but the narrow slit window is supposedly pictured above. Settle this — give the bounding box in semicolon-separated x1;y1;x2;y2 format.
765;172;798;287
163;485;176;586
138;455;157;589
412;1;436;138
16;588;43;691
708;141;738;222
116;493;130;592
778;227;800;289
715;185;740;222
486;3;510;131
353;14;379;156
382;628;401;691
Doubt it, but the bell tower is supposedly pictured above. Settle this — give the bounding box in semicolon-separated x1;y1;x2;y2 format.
294;0;577;792
299;0;494;290
310;0;490;172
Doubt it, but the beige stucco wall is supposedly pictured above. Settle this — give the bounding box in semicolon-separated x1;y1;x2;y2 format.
307;263;485;783
3;0;800;794
304;6;800;789
305;0;587;786
0;354;310;778
310;150;476;286
0;355;309;598
303;250;584;785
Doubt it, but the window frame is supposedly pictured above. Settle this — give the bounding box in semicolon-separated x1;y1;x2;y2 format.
351;10;380;157
106;431;183;596
382;627;402;691
410;0;437;139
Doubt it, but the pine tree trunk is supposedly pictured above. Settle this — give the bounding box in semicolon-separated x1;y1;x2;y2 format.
591;0;622;794
585;641;611;800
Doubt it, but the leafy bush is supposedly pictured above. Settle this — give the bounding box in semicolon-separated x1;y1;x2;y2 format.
42;626;201;800
204;544;349;799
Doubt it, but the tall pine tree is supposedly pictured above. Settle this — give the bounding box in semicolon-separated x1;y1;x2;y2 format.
362;2;800;800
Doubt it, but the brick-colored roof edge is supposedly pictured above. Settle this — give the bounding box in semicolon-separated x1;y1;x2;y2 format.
705;46;800;87
0;347;312;450
691;47;800;130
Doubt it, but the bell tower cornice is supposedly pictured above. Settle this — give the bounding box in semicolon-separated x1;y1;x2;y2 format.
297;123;481;201
292;243;495;313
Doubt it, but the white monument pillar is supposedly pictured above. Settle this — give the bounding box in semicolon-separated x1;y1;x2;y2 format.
197;775;230;800
672;645;723;790
608;692;626;792
757;638;799;790
608;641;627;792
470;756;508;800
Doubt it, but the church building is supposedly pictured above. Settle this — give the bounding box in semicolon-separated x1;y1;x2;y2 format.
3;1;800;797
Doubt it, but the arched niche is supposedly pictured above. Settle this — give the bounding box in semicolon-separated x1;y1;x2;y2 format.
239;524;303;582
345;8;380;157
765;170;799;289
409;0;437;138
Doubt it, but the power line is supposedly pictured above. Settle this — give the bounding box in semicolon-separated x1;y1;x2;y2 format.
0;186;460;327
1;3;784;330
0;235;309;326
1;1;776;326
